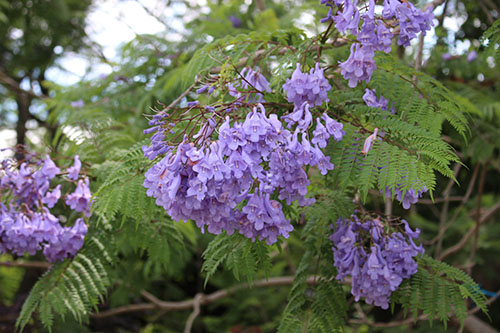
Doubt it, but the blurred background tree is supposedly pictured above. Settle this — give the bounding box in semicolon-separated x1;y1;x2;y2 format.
0;0;92;158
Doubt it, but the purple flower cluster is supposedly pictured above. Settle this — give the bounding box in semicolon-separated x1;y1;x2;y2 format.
388;1;434;47
282;63;331;107
280;61;342;157
363;88;389;110
0;156;90;262
142;114;173;160
339;44;377;88
143;103;342;244
384;185;427;209
227;67;272;102
321;0;434;87
331;215;424;309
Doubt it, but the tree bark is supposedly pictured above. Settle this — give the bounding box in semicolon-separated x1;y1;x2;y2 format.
15;91;31;160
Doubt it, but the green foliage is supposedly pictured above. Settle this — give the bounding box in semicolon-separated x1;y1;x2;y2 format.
374;53;470;139
482;18;500;62
202;233;272;286
92;141;154;224
278;188;349;333
16;236;114;332
0;255;24;306
392;255;488;328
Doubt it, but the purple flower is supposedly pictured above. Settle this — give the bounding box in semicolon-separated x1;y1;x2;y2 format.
228;150;249;178
243;111;268;143
282;63;330;107
363;89;389;110
467;50;477;62
67;155;81;180
71;100;84;108
41;156;60;179
43;218;88;262
384;184;427;209
65;178;92;216
395;2;434;47
196;85;208;94
312;118;330;148
141;102;342;245
339;43;376;88
361;128;378;154
358;18;378;52
376;24;393;53
321;113;345;141
186;178;208;201
283;63;310;106
442;53;452;61
312;145;334;175
333;0;360;35
192;155;213;183
42;185;61;208
186;147;205;162
227;67;271;102
0;154;90;262
228;15;242;28
307;63;331;106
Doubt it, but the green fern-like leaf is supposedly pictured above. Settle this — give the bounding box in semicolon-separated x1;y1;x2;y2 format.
202;233;272;286
481;18;500;62
16;236;114;332
392;255;488;327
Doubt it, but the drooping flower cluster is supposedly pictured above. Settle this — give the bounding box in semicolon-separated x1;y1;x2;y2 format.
143;63;345;244
331;214;424;309
384;185;427;209
281;62;343;150
322;0;434;87
363;88;389;110
283;63;331;107
142;114;173;160
144;103;342;244
0;155;90;262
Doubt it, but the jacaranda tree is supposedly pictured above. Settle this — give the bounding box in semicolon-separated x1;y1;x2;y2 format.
1;0;499;331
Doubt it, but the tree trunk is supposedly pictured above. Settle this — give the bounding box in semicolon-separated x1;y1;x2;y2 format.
15;91;31;161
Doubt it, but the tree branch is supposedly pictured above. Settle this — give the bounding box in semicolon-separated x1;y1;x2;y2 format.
92;276;319;319
0;68;43;99
439;201;500;260
0;261;51;269
184;293;202;333
160;81;199;114
349;289;500;329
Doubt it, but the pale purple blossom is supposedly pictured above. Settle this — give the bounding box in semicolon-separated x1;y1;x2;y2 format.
67;155;81;180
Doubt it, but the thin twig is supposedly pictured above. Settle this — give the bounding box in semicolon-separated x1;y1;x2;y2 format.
427;164;479;246
467;162;488;275
134;0;170;27
161;81;198;114
436;163;462;256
